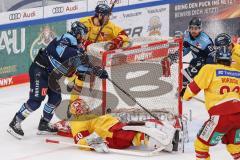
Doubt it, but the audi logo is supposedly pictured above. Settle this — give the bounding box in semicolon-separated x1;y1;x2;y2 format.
52;7;64;14
9;13;21;21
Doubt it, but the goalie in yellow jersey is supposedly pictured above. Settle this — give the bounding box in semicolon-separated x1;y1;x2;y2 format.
53;99;179;153
68;3;129;104
181;33;240;160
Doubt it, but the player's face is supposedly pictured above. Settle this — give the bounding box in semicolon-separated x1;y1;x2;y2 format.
98;14;110;25
189;25;201;38
103;14;110;22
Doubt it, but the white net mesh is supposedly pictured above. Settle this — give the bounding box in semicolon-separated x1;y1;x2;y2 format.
80;36;182;121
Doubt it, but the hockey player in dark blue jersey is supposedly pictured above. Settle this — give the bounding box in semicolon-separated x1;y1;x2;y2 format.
7;21;108;139
182;17;215;86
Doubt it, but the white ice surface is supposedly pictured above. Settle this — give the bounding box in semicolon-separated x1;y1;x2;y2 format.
0;83;232;160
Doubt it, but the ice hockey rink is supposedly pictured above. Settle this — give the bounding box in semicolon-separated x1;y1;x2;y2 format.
0;83;232;160
0;0;239;160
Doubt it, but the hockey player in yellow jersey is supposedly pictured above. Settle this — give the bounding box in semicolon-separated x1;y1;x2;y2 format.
182;33;240;160
54;99;178;153
232;43;240;70
80;4;129;48
68;4;129;104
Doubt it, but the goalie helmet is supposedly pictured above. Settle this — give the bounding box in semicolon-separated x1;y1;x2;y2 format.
69;99;89;115
95;4;111;16
70;21;88;38
214;33;232;47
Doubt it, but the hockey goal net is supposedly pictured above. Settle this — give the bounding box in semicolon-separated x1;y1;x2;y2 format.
81;36;183;121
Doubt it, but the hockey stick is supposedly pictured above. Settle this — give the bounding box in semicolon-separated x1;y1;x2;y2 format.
191;97;205;103
181;69;205;104
107;78;159;120
94;0;118;43
45;139;162;157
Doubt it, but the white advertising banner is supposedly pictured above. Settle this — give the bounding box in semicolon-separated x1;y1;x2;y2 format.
0;7;43;25
87;0;129;11
67;4;170;37
111;4;170;37
44;1;87;18
129;0;160;5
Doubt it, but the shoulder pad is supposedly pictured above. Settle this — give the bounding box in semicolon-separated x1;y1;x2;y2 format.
80;16;91;24
191;32;213;49
199;32;213;45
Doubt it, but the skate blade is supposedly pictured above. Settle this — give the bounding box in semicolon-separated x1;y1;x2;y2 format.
7;127;23;140
37;131;57;135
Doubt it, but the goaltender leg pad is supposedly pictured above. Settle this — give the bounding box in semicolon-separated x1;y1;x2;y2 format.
122;120;176;146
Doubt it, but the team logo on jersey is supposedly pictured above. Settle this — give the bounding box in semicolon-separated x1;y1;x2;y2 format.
30;26;56;61
148;16;162;36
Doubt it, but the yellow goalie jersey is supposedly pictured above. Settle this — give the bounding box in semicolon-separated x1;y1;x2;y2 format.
69;114;119;146
80;16;129;43
183;64;240;115
231;44;240;70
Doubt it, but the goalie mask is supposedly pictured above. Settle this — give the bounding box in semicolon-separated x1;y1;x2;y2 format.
69;99;90;116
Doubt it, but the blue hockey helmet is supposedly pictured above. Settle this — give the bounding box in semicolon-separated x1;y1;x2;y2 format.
95;4;111;16
215;45;231;62
214;33;232;47
70;21;88;38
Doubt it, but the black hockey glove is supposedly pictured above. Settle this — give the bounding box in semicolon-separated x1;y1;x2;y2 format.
189;58;205;70
92;66;108;79
180;87;186;98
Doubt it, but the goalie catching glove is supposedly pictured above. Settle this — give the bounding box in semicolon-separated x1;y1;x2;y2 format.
86;132;109;153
